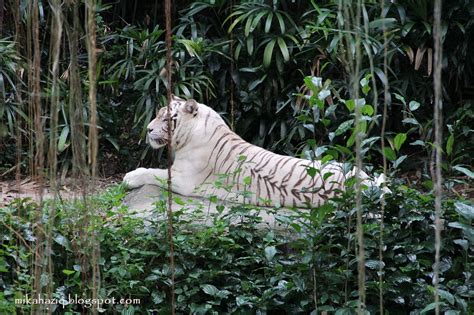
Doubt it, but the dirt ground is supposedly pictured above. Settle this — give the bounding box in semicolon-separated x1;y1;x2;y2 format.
0;175;124;207
1;174;472;208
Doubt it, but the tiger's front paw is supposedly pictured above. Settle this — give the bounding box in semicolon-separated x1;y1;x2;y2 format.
123;167;148;189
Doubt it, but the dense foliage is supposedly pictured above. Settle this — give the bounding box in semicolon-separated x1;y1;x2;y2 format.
0;1;473;314
1;185;472;313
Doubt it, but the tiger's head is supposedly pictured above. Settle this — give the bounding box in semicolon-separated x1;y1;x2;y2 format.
146;95;199;149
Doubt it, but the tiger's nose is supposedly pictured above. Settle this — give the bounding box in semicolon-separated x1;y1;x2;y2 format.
147;128;153;133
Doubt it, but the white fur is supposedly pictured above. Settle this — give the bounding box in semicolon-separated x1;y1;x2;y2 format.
124;97;387;207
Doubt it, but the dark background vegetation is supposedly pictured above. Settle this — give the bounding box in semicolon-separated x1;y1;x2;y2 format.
0;0;473;179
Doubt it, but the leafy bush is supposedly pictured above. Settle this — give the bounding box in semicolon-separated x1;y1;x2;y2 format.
1;0;473;177
1;185;472;313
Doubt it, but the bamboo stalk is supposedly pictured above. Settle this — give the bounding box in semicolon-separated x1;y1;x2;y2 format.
48;0;62;190
165;0;176;313
229;0;235;131
339;0;366;311
378;0;389;313
12;0;22;198
87;0;98;180
45;0;62;312
432;0;443;314
0;0;4;36
30;0;45;312
66;0;87;182
86;0;101;312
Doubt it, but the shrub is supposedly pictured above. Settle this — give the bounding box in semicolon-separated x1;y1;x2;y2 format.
1;184;472;313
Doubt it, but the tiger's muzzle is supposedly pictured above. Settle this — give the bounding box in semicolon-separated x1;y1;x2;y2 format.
147;127;168;149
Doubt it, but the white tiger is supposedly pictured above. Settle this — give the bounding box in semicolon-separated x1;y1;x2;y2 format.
124;95;381;208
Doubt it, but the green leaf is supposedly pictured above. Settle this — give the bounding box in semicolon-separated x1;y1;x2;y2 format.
410;140;425;146
62;269;75;276
369;18;397;30
409;100;421;111
394;133;407;151
335;119;354;136
244;15;254;37
277;37;290;62
361;136;380;148
122;306;135;315
393;155;407;168
307;139;316;148
323;172;334;181
202;284;218;296
452;165;474;178
438;289;455;305
145;274;159;281
243;176;251;185
321;154;334;165
307;167;317;178
228;14;246;34
275;12;285;34
250;11;266;33
58;126;70;153
454;202;474;220
263;39;276;68
151;291;164;304
362;84;370;95
303;76;315;92
365;260;384;270
362;104;374;116
0;259;8;273
234;43;242;59
402;118;419;125
360;75;372;95
264;246;277;261
248;74;267;91
374;67;388;86
448;221;473;234
383;147;397;161
335;308;353;315
346;131;356;147
420;303;435;314
54;234;71;250
246;35;254;55
394;93;406;106
453;239;468;250
106;137;120;151
265;12;274;33
238;155;247;162
344;99;355;111
0;74;5;104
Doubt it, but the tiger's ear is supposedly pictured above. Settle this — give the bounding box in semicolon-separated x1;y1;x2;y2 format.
183;99;198;114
